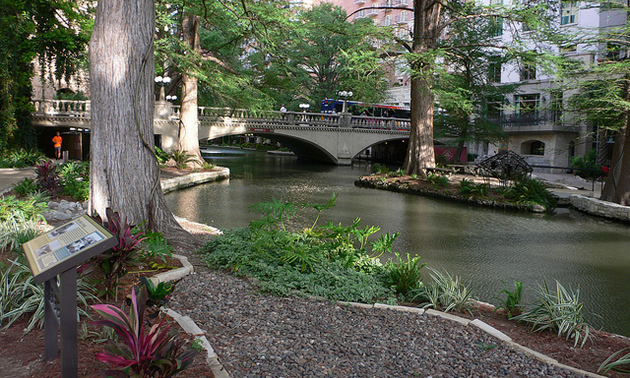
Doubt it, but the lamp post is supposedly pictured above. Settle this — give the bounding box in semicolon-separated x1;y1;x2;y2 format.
166;95;177;102
338;90;353;113
154;76;171;101
299;103;310;123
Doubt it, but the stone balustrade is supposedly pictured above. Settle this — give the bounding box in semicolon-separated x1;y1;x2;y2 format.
32;100;410;131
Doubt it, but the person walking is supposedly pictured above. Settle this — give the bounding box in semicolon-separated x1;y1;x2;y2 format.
52;132;63;159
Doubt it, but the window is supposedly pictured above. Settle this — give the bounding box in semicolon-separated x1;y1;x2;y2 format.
607;43;628;61
488;57;502;83
528;140;545;155
488;0;503;37
520;64;536;81
515;94;540;116
561;1;579;25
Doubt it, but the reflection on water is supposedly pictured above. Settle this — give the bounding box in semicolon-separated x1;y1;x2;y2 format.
165;147;630;336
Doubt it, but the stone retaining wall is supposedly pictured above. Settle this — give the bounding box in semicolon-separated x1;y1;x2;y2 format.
161;168;230;193
570;195;630;222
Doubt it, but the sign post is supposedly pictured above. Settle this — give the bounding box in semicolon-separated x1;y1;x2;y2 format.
22;214;116;377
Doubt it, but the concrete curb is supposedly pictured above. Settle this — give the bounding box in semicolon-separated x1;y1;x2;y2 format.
152;255;230;378
162;308;230;378
149;254;194;286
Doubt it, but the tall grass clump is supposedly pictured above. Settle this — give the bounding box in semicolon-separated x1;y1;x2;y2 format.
412;267;475;313
426;173;449;188
0;259;98;333
513;280;591;348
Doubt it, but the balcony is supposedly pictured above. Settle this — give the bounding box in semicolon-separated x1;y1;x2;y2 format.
486;111;583;133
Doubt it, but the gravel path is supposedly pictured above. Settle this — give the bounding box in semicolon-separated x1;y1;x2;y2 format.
168;267;586;377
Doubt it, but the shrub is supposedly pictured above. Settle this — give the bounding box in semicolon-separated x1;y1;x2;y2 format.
0;149;45;168
513;280;591;348
571;149;604;180
92;286;198;377
154;146;172;165
59;161;90;201
171;149;198;169
0;194;48;223
413;267;474;313
426;173;449;188
35;159;60;195
386;252;425;297
200;196;399;304
93;208;147;299
1;259;97;333
492;281;523;318
459;178;489;197
12;178;41;197
500;177;557;211
139;230;174;262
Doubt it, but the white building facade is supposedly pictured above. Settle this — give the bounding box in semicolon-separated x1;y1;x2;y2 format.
331;0;626;171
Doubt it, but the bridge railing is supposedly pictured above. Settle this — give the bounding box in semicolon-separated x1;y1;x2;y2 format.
32;100;411;130
32;100;91;116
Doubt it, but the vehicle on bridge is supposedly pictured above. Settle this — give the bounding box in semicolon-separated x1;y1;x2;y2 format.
320;99;410;119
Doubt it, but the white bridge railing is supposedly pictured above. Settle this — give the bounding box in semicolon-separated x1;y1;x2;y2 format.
31;100;411;131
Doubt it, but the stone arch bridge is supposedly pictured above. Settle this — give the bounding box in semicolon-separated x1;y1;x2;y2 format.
31;100;412;165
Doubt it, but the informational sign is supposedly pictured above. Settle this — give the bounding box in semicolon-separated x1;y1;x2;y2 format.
23;214;116;284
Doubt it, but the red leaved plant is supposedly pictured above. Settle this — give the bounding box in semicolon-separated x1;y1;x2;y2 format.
91;286;198;377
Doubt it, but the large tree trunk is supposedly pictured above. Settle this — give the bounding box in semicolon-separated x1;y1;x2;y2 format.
601;78;630;205
179;14;203;167
403;0;440;176
89;0;197;248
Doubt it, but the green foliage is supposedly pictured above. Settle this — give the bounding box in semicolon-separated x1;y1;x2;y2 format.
0;211;41;252
93;208;147;299
513;280;591;348
171;150;198;169
92;286;198;376
570;149;605;181
459;178;489;197
0;1;89;150
1;259;97;333
386;252;425;298
372;163;392;175
139;230;174;262
492;281;523;318
58;160;90;201
0;194;48;223
413;268;475;314
0;149;45;168
138;277;175;308
154;146;172;165
200;196;399;304
426;173;449;188
599;347;630;374
500;177;557;211
12;178;41;197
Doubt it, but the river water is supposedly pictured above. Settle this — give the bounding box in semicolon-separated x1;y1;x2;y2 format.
164;147;630;337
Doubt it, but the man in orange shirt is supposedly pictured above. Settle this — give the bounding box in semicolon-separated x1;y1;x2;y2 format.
52;132;62;159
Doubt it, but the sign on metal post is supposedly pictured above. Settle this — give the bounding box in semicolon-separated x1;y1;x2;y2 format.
22;214;116;377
